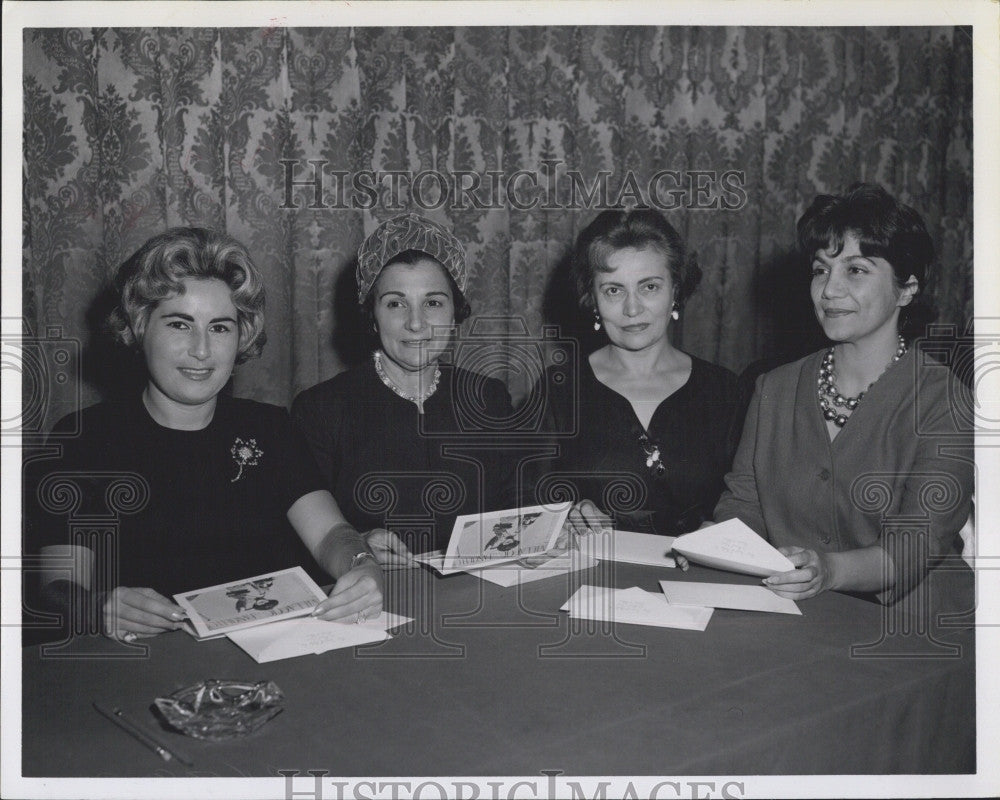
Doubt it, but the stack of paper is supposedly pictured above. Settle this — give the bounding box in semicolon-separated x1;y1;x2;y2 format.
227;612;413;663
476;551;598;587
415;549;596;586
670;519;794;577
561;585;713;631
659;581;800;616
576;530;677;568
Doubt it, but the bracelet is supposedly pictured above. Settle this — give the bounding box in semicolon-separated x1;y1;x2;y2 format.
350;551;377;570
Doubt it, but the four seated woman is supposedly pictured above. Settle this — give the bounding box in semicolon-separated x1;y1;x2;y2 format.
26;187;975;641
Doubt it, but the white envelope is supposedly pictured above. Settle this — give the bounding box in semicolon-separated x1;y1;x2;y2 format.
659;580;801;616
576;530;677;568
670;519;794;577
227;612;412;663
470;551;597;587
561;585;713;631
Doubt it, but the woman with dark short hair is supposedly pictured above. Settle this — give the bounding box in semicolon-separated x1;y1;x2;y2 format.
291;214;515;560
531;208;744;537
26;227;384;641
711;184;973;604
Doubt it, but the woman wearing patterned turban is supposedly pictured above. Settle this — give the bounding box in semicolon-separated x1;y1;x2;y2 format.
292;214;515;562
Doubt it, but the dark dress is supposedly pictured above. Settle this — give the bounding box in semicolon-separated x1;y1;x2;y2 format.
23;394;328;599
531;353;743;535
291;359;516;553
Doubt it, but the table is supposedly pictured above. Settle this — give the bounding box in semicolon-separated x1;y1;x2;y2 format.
20;561;975;777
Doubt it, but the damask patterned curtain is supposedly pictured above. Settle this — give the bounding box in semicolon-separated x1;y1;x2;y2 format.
23;26;972;428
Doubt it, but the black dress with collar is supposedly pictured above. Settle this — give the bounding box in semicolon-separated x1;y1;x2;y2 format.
291;359;516;553
23;393;329;597
531;353;743;535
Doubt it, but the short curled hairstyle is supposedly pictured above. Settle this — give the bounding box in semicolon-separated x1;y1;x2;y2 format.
572;209;702;315
106;227;267;363
361;249;472;331
797;183;936;341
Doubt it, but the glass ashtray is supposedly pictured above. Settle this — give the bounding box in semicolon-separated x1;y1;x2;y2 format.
154;679;284;740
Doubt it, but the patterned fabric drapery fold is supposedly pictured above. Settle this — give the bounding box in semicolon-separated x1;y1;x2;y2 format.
23;26;972;428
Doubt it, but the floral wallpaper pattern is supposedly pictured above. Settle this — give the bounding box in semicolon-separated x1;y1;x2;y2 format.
22;26;973;426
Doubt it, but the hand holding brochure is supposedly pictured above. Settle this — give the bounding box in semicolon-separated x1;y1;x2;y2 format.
670;519;795;577
414;502;572;575
175;567;327;639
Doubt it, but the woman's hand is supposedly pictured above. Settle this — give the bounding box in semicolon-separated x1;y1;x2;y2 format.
102;587;187;640
312;561;384;623
365;528;415;569
566;499;612;537
762;546;834;600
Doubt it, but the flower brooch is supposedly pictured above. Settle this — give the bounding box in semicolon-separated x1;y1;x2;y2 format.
230;437;263;482
639;433;666;477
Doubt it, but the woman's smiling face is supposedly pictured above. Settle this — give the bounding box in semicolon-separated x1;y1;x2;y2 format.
141;277;240;412
373;257;456;372
810;232;916;346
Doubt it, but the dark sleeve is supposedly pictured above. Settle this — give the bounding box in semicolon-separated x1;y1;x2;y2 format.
22;412;96;627
290;386;339;490
481;377;523;511
263;404;326;512
23;411;88;556
515;369;568;508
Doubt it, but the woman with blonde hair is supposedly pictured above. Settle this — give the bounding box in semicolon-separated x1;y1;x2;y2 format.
26;227;384;640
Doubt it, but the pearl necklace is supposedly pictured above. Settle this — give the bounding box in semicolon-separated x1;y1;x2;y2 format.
373;350;440;414
817;335;907;428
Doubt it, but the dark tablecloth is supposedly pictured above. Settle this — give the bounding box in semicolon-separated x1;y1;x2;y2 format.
21;561;975;777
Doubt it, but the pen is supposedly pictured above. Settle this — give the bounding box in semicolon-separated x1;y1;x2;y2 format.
92;702;194;767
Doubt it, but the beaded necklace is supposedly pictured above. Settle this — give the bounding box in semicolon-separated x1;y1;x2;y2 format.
373;350;441;414
817;335;907;428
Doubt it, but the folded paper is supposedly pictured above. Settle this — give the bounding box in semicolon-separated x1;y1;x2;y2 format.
227;612;412;663
576;530;677;568
670;519;795;577
562;585;713;631
659;580;801;615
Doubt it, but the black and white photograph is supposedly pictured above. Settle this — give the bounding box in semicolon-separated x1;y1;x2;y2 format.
3;1;998;798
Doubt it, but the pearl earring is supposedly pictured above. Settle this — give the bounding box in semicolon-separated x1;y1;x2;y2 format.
671;304;679;321
593;313;602;332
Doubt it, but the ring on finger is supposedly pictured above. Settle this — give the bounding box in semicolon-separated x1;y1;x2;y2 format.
121;631;138;643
